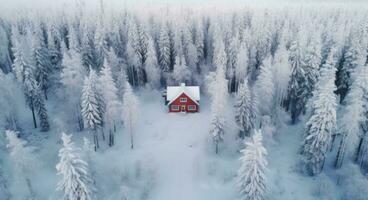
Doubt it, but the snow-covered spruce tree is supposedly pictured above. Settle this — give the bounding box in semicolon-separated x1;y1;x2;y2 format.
226;35;239;93
353;64;368;171
61;48;86;131
254;57;274;116
35;95;50;132
123;81;139;149
158;25;171;73
237;129;268;200
46;23;62;68
209;38;228;154
234;80;256;138
336;32;365;103
56;132;95;200
335;62;368;168
301;49;337;176
11;25;28;82
126;20;148;86
0;71;25;131
144;36;160;89
272;40;291;108
23;63;41;129
234;42;249;92
286;38;307;124
81;69;104;151
32;27;52;100
173;56;191;84
301;35;321;106
99;59;121;146
6;130;37;199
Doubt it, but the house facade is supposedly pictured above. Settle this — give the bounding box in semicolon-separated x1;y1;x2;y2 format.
164;83;200;113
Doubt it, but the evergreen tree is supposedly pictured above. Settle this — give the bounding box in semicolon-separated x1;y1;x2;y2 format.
237;129;268;200
35;95;50;132
11;26;28;82
61;48;86;131
208;40;228;154
301;49;337;176
234;80;256;138
173;56;191;84
99;59;121;146
286;38;307;124
254;57;274;116
81;70;104;150
235;43;249;92
56;132;95;200
272;40;291;107
335;63;368;168
145;37;160;89
32;27;52;100
302;36;321;106
6;130;37;200
336;34;365;103
122;81;139;149
23;64;41;129
158;25;171;73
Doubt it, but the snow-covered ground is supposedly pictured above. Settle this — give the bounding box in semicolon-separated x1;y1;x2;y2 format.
0;89;354;200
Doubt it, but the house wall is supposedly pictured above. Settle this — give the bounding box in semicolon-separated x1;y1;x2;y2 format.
168;93;199;113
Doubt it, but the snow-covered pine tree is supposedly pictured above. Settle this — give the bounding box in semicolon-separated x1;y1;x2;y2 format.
81;69;104;150
35;94;50;132
234;42;249;92
254;57;274;116
158;25;171;73
286;37;307;124
234;80;256;138
237;129;268;200
301;49;337;176
336;32;365;103
122;81;139;149
99;59;121;146
209;38;228;154
335;62;368;168
32;26;52;100
226;35;239;93
0;71;24;131
272;40;291;108
61;48;86;131
302;35;321;106
145;36;160;89
6;130;37;199
173;56;191;84
56;132;95;200
11;26;27;82
195;22;205;67
23;63;41;129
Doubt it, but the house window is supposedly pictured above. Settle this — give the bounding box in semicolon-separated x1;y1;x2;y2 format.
188;105;196;111
171;105;179;111
180;97;187;102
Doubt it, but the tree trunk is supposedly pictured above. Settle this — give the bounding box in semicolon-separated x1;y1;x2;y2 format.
44;88;48;101
93;129;99;151
355;137;364;162
31;105;37;129
215;141;219;154
335;135;346;169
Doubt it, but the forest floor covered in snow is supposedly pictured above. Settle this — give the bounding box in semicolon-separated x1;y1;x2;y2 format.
2;89;363;200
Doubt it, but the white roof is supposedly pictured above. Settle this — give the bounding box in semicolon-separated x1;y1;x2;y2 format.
167;83;200;104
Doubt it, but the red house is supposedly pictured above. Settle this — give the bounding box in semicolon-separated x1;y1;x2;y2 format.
164;83;200;113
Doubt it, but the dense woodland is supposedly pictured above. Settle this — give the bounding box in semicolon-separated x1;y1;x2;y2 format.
0;2;368;200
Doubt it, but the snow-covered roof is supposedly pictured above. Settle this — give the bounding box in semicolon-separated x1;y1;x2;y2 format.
167;83;200;104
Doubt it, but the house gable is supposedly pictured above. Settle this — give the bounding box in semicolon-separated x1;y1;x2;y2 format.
168;92;199;112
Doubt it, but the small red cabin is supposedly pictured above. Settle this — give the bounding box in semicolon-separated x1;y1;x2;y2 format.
164;83;200;113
